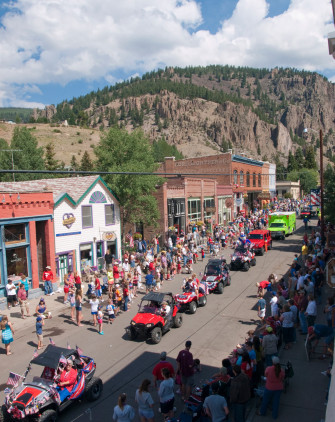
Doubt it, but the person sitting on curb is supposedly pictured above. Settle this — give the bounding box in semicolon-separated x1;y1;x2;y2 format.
308;325;334;359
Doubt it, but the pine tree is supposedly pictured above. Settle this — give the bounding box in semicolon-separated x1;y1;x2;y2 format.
70;155;79;171
79;151;94;172
44;142;60;171
304;146;317;169
287;151;297;172
295;147;305;169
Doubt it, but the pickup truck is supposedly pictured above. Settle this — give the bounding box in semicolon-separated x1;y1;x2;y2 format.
248;230;272;255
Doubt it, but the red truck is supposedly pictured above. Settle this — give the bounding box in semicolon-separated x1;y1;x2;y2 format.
248;229;272;256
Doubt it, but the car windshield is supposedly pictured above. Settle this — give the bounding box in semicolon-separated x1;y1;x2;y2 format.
249;234;263;239
24;363;56;386
139;301;161;314
205;265;220;275
270;223;285;228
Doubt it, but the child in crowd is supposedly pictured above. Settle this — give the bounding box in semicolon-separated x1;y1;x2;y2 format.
133;271;138;297
75;288;83;327
17;283;30;319
106;298;116;324
36;316;44;349
95;274;102;297
123;283;129;312
20;274;30;298
97;307;104;335
69;284;76;321
177;255;182;274
107;265;114;294
89;294;100;327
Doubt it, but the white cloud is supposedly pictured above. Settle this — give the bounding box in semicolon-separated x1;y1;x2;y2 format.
0;0;334;107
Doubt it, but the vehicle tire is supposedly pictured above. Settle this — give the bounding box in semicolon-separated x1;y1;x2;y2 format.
259;247;264;256
188;301;197;314
199;295;207;307
173;313;183;328
217;282;224;294
129;327;138;340
0;406;12;422
86;377;103;402
281;235;285;241
227;276;231;286
251;258;256;266
151;327;162;344
39;409;58;422
243;262;249;272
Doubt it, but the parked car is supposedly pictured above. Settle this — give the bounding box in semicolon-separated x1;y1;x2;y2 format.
248;230;272;255
1;345;102;422
127;292;183;344
230;247;256;271
201;259;231;294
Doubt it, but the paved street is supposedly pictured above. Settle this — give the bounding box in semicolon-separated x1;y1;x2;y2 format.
0;220;327;422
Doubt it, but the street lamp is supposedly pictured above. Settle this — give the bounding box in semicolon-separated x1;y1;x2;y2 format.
303;128;325;245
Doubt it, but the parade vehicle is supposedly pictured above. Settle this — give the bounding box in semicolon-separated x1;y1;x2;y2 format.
1;346;102;422
268;212;296;240
201;258;231;294
127;292;183;344
229;247;256;272
248;230;272;255
300;208;312;220
175;282;207;314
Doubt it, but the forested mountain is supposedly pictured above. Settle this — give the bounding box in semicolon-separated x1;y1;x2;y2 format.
29;65;335;164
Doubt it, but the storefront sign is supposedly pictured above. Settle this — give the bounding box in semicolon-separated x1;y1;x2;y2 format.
205;207;216;213
102;231;116;241
225;198;233;208
63;213;76;229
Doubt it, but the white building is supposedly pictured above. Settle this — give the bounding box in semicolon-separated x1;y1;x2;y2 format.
0;176;121;282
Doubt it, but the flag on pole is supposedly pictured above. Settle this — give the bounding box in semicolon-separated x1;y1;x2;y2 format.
67;342;71;350
33;349;39;359
76;345;84;356
7;372;23;386
59;354;67;365
49;338;55;346
126;232;134;248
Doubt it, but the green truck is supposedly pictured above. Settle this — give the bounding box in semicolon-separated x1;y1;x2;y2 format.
268;212;296;240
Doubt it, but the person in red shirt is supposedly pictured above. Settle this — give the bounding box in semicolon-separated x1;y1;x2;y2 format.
43;266;54;296
152;352;175;389
259;356;285;419
56;359;78;402
257;280;271;297
176;340;194;400
113;263;120;284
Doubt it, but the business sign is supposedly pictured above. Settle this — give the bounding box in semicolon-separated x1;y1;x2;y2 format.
63;213;76;229
102;231;116;241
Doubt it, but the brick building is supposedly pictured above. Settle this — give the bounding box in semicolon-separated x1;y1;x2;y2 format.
0;190;55;297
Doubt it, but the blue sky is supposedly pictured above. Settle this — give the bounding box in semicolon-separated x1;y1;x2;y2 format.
0;0;334;108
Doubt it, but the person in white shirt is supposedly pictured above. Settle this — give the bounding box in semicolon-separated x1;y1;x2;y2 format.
296;272;305;291
270;294;279;317
6;279;18;309
305;294;317;327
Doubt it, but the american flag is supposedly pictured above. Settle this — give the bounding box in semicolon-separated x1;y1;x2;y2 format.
7;372;22;386
59;354;67;365
67;342;71;350
76;345;84;356
49;338;55;346
69;371;86;399
126;232;134;248
33;349;39;359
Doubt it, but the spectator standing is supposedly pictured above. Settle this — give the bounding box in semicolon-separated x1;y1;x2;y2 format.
1;315;14;355
75;288;83;327
298;289;308;335
257;294;266;324
158;368;175;421
105;249;113;269
135;379;154;422
230;365;251;422
36;316;44;349
42;265;53;296
5;279;17;309
152;351;175;389
20;274;30;298
74;271;81;291
176;340;194;400
203;382;229;421
262;327;278;367
280;304;294;349
17;283;30;319
305;294;317;327
259;356;285;419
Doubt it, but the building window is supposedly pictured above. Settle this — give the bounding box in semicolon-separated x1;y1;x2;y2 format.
80;243;93;269
233;170;238;185
204;197;215;225
105;204;115;225
89;191;107;203
6;247;28;278
246;172;250;187
258;173;261;187
82;206;93;228
253;172;256;187
4;224;26;244
188;198;201;222
240;171;244;186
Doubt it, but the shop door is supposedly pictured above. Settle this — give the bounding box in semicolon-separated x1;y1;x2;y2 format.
96;242;104;270
59;255;68;284
107;241;117;259
36;221;47;281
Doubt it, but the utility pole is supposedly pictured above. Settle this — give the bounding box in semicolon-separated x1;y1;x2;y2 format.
319;130;325;245
0;149;22;182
